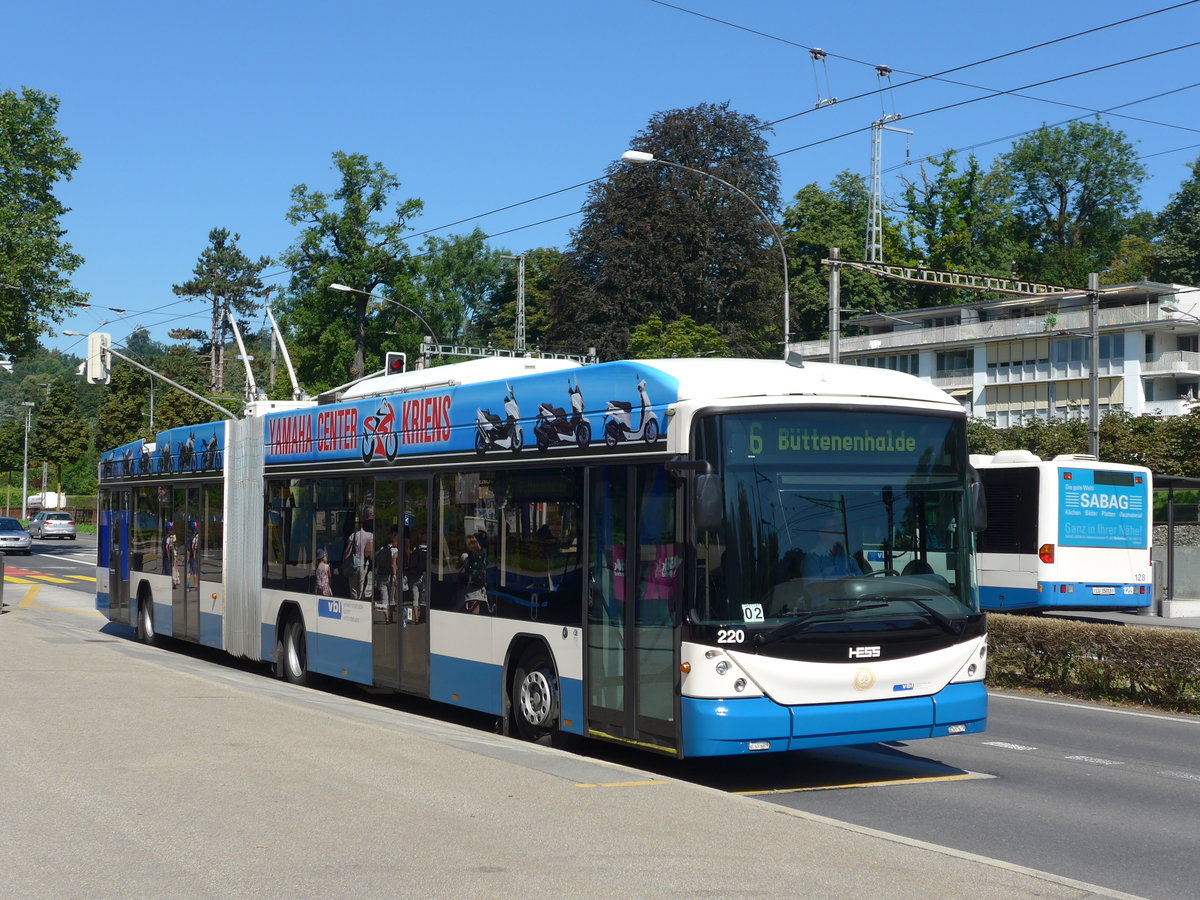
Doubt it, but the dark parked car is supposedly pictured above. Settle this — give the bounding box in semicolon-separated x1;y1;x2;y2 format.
27;511;77;540
0;517;33;555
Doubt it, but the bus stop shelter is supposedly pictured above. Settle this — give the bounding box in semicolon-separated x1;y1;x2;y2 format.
1153;473;1200;614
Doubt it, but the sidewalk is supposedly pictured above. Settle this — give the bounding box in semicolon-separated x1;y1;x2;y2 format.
1042;607;1200;630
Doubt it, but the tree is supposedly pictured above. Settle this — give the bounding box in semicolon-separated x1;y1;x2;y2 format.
30;380;88;502
278;152;424;389
551;102;782;360
474;248;563;351
0;419;22;514
1001;120;1147;287
0;88;86;357
1155;157;1200;285
172;228;270;392
783;172;899;344
627;314;731;359
409;228;509;346
900;151;1017;277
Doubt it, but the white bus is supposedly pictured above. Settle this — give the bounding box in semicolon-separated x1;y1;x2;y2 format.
973;451;1153;612
96;355;988;758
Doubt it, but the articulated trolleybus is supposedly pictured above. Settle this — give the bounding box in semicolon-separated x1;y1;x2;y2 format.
973;451;1153;612
97;355;987;757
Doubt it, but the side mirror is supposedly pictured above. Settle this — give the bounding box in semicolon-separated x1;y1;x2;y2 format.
694;474;724;532
969;468;988;533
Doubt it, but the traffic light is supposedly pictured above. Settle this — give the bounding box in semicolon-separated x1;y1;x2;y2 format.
385;352;407;375
86;332;112;385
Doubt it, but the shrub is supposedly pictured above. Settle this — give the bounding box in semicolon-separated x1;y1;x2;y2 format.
987;614;1200;713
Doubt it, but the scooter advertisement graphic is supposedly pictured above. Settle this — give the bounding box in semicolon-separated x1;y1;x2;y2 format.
476;383;523;454
603;377;659;447
534;376;591;451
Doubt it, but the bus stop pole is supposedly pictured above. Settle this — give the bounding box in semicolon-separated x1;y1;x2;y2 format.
1167;485;1175;609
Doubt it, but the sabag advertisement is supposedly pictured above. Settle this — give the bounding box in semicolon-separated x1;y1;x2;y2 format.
1057;467;1148;549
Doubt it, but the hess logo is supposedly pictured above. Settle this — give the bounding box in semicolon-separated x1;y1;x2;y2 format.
848;646;881;659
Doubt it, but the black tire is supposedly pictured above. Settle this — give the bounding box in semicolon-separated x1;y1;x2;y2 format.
282;616;309;686
512;647;558;743
474;429;488;455
510;424;523;455
575;420;592;449
137;597;159;647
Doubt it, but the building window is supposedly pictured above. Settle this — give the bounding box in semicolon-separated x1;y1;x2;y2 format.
936;350;972;373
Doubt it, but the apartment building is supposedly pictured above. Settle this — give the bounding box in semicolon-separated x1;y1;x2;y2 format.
792;281;1200;426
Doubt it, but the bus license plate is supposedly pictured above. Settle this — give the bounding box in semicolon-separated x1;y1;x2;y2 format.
1092;586;1115;595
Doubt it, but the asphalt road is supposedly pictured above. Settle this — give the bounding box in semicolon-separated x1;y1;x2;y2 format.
4;559;1196;897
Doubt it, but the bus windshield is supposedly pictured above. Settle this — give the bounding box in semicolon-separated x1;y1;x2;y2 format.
692;409;977;628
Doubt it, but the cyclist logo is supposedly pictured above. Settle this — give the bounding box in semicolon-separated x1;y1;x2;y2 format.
361;398;399;463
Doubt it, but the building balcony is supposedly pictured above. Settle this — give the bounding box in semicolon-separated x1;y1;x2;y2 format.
796;303;1182;359
930;369;973;389
1143;350;1200;376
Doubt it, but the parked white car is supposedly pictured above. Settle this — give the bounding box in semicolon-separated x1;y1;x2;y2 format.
27;510;77;540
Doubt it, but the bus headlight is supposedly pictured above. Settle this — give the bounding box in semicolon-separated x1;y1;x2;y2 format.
734;678;747;692
715;660;730;676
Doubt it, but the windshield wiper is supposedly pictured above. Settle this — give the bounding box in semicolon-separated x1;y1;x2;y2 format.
871;597;968;635
753;603;889;648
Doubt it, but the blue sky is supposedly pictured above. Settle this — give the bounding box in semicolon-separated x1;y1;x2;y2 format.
10;0;1200;357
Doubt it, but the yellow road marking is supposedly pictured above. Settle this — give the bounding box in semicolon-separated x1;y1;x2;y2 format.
736;773;983;795
12;583;103;616
575;780;668;789
5;576;37;584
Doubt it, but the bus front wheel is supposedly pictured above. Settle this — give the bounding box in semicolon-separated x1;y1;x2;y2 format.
283;616;309;687
512;647;558;743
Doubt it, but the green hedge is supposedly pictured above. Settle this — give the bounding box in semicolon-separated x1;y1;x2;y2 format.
987;614;1200;713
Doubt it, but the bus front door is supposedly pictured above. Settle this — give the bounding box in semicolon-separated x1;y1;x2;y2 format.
371;477;432;696
586;465;680;754
171;487;201;642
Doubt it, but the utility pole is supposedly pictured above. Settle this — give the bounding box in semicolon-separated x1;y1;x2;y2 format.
1088;272;1100;458
828;247;842;364
865;111;911;263
503;254;526;354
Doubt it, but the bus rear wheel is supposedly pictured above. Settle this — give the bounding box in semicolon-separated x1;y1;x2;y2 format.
512;647;558;743
137;596;158;647
283;616;309;686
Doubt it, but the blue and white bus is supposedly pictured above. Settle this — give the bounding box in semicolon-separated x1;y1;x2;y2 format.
973;451;1153;612
96;355;988;757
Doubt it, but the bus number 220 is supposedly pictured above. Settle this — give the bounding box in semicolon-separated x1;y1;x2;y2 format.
718;628;745;644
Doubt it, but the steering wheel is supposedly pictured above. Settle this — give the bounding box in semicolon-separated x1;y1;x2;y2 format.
866;567;900;577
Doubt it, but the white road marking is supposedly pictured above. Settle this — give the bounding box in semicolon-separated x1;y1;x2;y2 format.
1064;755;1124;766
981;741;1038;751
991;691;1200;726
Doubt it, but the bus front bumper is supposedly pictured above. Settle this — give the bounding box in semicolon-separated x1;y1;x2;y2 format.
679;681;987;757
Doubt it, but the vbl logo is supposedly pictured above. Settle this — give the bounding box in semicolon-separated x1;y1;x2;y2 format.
319;598;343;619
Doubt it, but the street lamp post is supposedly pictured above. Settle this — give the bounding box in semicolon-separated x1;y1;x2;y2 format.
328;284;440;367
20;401;34;521
620;150;791;359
